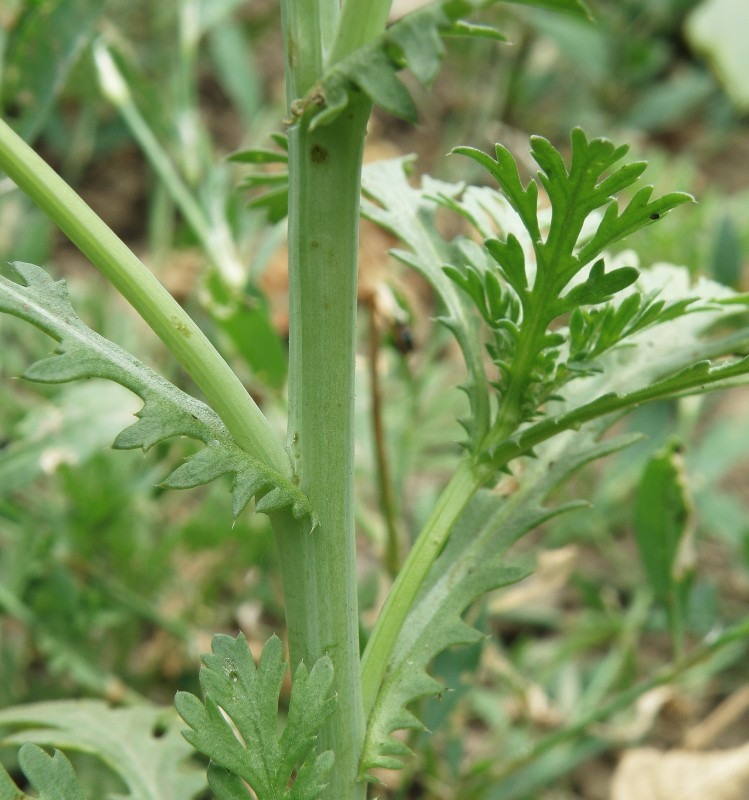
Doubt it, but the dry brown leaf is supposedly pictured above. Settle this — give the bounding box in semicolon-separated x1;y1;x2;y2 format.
611;743;749;800
593;687;676;744
684;686;749;749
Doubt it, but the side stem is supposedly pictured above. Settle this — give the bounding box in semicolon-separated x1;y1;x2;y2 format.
0;118;286;472
360;456;482;716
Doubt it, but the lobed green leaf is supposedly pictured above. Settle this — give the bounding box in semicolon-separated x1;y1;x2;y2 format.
0;745;85;800
176;634;335;800
445;130;701;438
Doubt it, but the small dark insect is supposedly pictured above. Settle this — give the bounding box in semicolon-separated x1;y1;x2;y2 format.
391;321;415;355
371;283;415;354
650;212;660;220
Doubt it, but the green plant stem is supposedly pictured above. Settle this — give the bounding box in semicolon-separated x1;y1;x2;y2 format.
361;456;483;716
329;0;393;63
273;99;372;799
281;1;339;98
0;117;287;474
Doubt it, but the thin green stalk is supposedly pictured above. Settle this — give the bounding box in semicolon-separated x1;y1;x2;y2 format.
0;117;287;473
361;456;482;716
367;300;403;577
274;99;372;799
176;0;203;184
93;42;246;287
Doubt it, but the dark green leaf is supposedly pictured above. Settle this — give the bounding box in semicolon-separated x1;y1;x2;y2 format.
711;215;743;288
347;48;417;121
503;0;592;18
227;148;288;164
248;186;290;223
444;20;509;41
560;262;640;309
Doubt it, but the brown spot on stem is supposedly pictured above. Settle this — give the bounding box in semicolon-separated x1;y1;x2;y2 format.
310;144;328;164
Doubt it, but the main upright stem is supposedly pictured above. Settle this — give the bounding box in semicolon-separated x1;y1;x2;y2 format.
276;5;394;795
275;101;370;799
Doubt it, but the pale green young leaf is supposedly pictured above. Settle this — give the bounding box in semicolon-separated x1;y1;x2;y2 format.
175;634;335;800
0;382;138;494
0;701;205;799
0;262;315;527
361;158;491;446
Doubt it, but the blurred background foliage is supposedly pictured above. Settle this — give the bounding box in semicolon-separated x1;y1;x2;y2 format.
1;1;749;798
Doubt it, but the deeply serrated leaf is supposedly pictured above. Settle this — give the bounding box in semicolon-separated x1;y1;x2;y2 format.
176;634;335;800
360;427;645;777
0;261;315;527
446;129;702;434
